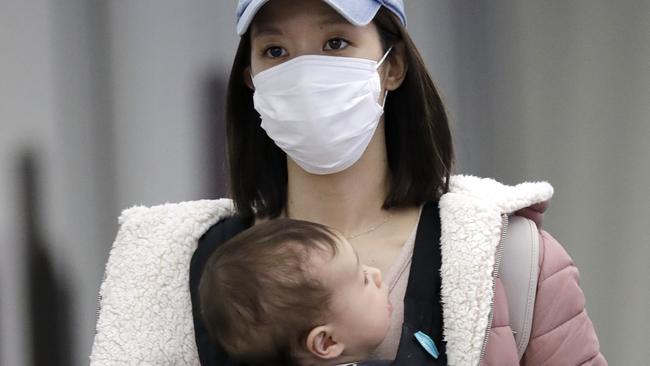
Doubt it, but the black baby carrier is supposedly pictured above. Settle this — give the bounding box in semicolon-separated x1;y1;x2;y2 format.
189;202;446;365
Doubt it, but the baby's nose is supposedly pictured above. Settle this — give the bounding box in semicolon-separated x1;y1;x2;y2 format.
368;266;383;288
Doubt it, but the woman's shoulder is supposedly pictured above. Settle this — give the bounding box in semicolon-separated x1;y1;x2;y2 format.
116;198;235;227
108;198;238;279
191;211;252;277
93;198;236;365
536;229;576;279
446;175;553;213
104;198;238;286
524;231;606;364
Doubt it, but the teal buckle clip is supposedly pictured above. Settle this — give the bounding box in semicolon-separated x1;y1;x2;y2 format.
414;331;439;359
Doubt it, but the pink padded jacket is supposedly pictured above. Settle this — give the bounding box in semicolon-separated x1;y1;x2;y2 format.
484;230;606;365
439;176;606;365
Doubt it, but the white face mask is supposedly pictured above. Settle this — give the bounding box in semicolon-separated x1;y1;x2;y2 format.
252;49;392;175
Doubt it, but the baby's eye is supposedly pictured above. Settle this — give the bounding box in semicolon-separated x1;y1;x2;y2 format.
363;270;369;285
324;38;349;51
264;46;287;58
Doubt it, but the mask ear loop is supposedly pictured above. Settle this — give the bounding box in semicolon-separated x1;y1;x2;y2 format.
376;46;393;69
377;47;393;108
381;90;389;108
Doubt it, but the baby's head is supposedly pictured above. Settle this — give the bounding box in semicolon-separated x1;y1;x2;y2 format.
199;218;392;366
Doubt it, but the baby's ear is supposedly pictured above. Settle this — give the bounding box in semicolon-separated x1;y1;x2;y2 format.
306;325;344;360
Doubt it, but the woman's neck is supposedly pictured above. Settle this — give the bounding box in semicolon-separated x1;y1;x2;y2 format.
285;124;390;237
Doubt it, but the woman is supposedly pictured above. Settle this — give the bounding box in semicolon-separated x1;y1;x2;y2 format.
91;0;606;365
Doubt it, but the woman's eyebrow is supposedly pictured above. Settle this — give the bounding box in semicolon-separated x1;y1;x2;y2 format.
318;15;352;27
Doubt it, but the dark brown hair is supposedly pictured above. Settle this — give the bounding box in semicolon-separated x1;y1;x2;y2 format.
226;8;454;219
198;219;339;365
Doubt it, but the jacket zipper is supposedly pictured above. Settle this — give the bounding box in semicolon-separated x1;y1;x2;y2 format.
478;214;509;364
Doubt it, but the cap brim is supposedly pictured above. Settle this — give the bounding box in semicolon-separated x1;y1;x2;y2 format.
321;0;381;27
236;0;382;36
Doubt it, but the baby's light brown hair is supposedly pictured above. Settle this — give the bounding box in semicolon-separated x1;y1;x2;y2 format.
198;218;340;365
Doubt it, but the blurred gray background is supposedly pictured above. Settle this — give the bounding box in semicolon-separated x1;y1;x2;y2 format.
1;0;648;364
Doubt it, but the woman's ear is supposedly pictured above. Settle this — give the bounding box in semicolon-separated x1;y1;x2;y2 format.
243;66;255;90
383;43;408;91
306;325;344;360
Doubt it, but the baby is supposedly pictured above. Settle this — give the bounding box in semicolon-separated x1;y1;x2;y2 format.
199;218;392;366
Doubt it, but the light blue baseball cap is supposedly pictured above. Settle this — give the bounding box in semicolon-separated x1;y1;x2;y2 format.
236;0;407;36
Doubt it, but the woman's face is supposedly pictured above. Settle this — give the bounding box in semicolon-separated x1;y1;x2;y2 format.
248;0;386;76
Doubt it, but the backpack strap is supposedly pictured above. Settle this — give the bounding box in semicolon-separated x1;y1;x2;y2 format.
499;215;540;359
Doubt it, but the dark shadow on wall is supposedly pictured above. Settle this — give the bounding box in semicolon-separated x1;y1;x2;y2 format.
201;72;229;198
19;151;72;366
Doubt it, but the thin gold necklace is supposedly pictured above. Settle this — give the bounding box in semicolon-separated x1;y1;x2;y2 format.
345;212;393;240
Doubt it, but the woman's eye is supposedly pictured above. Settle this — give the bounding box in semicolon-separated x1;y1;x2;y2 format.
264;46;287;58
324;38;349;51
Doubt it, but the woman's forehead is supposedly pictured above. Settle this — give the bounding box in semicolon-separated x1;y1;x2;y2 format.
252;0;350;32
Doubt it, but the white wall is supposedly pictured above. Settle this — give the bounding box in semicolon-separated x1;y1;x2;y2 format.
1;1;237;364
1;0;117;364
1;2;57;364
106;0;237;209
407;1;650;364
